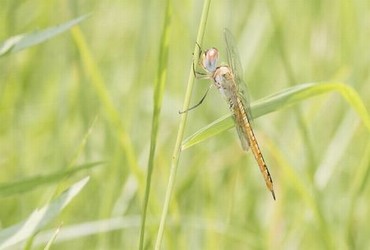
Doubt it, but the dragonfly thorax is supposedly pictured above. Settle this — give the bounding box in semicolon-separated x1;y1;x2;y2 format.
213;66;233;89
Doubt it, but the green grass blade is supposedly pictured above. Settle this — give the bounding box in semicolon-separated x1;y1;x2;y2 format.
0;162;102;197
0;14;90;57
51;116;99;199
68;115;99;168
344;137;370;245
71;26;145;191
182;81;370;150
154;0;212;249
43;224;61;250
0;177;89;250
267;140;334;248
139;0;172;249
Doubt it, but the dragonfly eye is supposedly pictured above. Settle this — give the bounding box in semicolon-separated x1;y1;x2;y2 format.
202;48;218;73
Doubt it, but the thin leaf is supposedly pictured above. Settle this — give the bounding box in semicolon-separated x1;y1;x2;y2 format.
267;139;334;248
0;177;90;250
0;162;103;197
139;0;171;249
0;14;90;57
71;26;145;189
154;0;212;248
43;223;62;250
182;82;370;150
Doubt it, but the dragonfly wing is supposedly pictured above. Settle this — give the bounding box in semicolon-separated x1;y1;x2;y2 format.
237;78;254;124
224;29;254;123
224;29;244;84
234;117;250;151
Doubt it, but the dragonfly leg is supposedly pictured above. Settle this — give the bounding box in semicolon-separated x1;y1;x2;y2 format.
180;43;213;114
192;42;210;79
192;62;208;78
195;42;202;58
179;84;213;114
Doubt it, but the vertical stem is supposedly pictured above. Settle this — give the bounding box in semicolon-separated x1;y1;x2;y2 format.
139;0;172;249
154;0;212;249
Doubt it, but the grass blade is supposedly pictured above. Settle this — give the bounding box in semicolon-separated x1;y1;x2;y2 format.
267;139;334;248
182;81;370;150
71;26;145;192
0;177;90;250
0;14;90;57
154;0;212;248
139;0;172;249
0;162;103;197
43;223;62;250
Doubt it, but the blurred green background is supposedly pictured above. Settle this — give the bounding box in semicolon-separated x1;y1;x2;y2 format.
1;0;370;249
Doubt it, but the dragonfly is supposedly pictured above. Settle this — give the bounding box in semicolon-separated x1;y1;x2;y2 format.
183;29;276;200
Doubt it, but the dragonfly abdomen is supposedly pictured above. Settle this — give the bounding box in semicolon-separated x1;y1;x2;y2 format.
234;98;276;200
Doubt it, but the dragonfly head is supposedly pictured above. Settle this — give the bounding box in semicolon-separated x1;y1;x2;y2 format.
201;47;219;73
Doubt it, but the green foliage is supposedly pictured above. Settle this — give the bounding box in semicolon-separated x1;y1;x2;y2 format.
0;161;102;197
1;1;370;249
0;15;90;57
0;177;89;249
182;82;370;150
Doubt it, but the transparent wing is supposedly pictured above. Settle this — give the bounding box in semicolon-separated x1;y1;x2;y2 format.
234;118;250;151
223;28;253;122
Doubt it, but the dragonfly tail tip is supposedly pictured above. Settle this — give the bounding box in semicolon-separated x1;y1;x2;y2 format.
271;190;276;201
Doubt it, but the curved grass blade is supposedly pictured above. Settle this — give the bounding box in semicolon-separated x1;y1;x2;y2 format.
182;82;370;150
0;177;90;250
266;138;335;248
42;223;62;250
71;26;145;199
0;162;103;197
0;14;90;57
